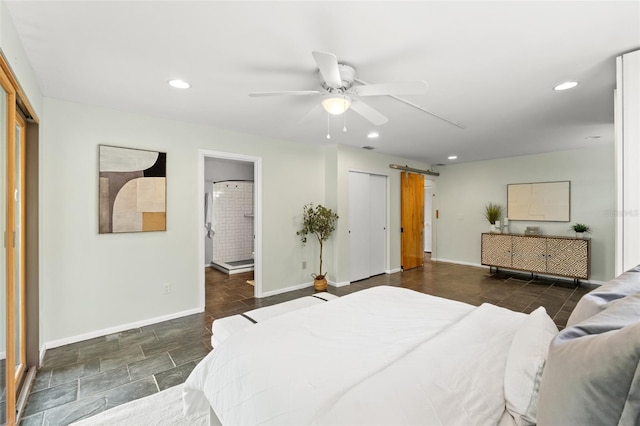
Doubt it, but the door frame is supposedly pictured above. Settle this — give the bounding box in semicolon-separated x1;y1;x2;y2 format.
424;179;434;253
198;150;263;304
428;179;438;260
347;168;391;279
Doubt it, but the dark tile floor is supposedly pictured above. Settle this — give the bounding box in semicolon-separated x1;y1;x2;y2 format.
19;258;594;425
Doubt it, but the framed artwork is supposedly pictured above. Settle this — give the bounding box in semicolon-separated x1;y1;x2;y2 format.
507;181;570;222
99;145;166;233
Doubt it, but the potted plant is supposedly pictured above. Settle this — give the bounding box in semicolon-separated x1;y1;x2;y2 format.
484;203;503;233
297;203;339;291
571;223;591;238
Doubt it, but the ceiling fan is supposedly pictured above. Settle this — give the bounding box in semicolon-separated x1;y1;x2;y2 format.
249;51;463;129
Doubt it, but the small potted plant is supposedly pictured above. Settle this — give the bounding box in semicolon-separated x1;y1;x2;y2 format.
484;203;503;233
297;203;339;291
571;223;591;238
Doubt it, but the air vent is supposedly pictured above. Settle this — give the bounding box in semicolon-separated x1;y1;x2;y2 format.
362;146;375;150
434;163;446;166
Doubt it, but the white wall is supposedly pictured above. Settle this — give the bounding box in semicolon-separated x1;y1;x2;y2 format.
615;49;640;274
327;145;432;284
17;87;620;349
434;145;615;282
40;97;327;345
40;98;431;345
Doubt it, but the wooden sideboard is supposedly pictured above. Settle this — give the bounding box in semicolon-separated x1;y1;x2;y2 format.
481;233;590;280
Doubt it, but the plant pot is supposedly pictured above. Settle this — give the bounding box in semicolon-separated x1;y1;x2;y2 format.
489;224;496;233
314;275;328;291
575;232;584;238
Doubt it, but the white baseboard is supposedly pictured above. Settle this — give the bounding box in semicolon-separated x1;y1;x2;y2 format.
431;258;485;268
0;351;5;360
259;279;351;296
260;281;313;298
43;307;203;351
386;268;402;274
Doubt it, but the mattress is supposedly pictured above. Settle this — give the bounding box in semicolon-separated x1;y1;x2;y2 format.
211;292;338;347
184;286;529;425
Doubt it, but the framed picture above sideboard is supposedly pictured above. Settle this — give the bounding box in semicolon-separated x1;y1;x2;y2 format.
507;181;570;222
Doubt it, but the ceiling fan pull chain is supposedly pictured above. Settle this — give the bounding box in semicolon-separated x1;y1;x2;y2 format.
326;112;331;139
343;96;347;132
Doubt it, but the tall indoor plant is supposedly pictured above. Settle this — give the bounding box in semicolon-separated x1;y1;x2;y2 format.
297;203;339;291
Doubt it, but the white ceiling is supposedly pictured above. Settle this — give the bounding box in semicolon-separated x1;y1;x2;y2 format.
5;1;640;164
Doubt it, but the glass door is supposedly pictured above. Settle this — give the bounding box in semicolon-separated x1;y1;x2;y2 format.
0;49;36;426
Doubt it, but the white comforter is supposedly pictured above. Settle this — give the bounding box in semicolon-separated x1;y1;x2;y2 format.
183;286;526;425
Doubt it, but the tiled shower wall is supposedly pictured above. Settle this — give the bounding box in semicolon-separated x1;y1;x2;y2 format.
211;181;254;263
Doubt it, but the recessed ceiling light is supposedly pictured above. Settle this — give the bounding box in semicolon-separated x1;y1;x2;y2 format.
584;135;601;140
367;132;379;139
448;155;458;160
553;81;579;91
168;79;191;89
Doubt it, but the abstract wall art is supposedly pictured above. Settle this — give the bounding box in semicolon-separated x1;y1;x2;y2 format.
99;145;166;233
507;181;570;222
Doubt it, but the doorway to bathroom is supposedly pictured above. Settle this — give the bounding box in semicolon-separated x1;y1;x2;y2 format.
199;150;262;301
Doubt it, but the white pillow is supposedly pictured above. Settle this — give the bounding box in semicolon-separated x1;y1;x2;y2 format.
504;307;558;426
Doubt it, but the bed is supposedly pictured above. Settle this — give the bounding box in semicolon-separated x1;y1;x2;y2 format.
183;269;640;426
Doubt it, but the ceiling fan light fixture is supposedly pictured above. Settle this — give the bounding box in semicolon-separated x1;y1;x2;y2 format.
321;96;352;115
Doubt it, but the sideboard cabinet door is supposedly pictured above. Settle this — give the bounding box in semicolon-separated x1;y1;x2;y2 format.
512;236;547;273
546;238;590;279
481;234;512;268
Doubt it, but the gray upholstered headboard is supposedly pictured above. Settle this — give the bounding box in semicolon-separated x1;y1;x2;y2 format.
537;267;640;426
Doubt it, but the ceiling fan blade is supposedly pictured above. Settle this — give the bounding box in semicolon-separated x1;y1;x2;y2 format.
349;81;428;97
349;99;389;126
249;91;321;97
311;51;342;88
388;94;465;129
354;77;464;129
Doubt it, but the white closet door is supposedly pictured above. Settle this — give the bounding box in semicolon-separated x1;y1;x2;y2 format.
369;174;386;276
349;172;370;282
424;185;432;252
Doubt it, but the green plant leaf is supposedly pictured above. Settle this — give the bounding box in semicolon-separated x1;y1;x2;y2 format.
484;203;503;224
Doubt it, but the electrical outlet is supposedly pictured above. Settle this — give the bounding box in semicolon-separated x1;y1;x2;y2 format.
302;261;307;269
163;283;172;294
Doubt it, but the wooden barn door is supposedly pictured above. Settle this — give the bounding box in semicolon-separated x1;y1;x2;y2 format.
401;172;424;270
